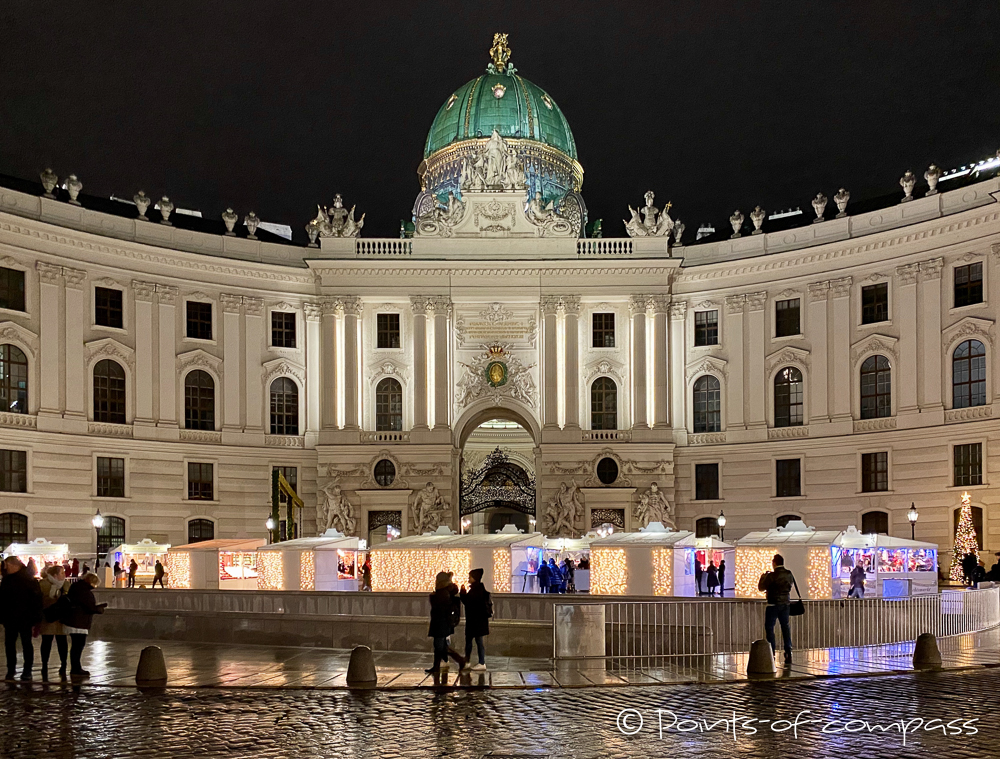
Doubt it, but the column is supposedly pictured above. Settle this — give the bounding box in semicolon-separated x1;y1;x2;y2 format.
830;277;852;420
304;303;322;433
746;292;767;428
896;264;919;413
62;268;87;420
244;297;264;431
668;301;687;431
724;295;746;429
807;282;830;423
431;297;452;430
630;296;648;429
342;297;362;430
132;281;157;424
563;296;581;430
410;297;429;429
36;263;62;416
220;295;243;430
541;297;560;429
321;299;339;429
919;258;943;410
650;297;669;429
156;286;178;425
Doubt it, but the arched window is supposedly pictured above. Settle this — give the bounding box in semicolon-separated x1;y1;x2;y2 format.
591;377;617;430
93;359;126;424
774;367;803;428
96;515;125;558
187;518;214;544
860;355;892;419
695;516;720;539
0;344;27;414
776;514;799;528
692;375;721;433
861;510;889;535
0;512;27;547
375;378;403;431
269;377;299;435
184;370;215;430
953;340;986;409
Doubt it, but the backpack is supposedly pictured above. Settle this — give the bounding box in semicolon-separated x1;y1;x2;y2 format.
485;591;494;619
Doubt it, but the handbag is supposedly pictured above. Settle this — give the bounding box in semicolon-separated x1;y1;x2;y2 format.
43;594;70;623
789;574;805;616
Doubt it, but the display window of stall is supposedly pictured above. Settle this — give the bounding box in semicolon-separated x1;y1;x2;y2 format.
833;547;875;579
337;549;356;580
877;547;907;573
908;548;937;572
219;551;258;581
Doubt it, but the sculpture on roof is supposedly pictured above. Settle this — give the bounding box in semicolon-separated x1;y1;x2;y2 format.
308;194;365;238
624;191;674;237
543;481;584;537
525;191;573;237
412;482;449;534
415;190;466;237
460;130;526;192
635;483;674;528
318;480;356;536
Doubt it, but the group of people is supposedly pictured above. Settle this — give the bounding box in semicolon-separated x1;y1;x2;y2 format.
537;557;576;594
426;568;493;673
960;551;1000;588
0;557;92;581
0;556;107;681
694;558;727;596
110;559;166;589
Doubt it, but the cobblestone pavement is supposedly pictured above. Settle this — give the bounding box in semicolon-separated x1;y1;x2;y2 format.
0;668;995;758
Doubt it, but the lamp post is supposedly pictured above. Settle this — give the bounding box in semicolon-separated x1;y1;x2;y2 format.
907;502;919;541
91;509;104;568
461;517;471;535
529;516;537;533
717;511;727;543
265;517;275;545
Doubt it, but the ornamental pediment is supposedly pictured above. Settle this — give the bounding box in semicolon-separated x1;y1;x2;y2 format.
262;357;305;386
764;345;809;377
943;316;994;347
850;333;898;365
176;348;223;376
685;355;728;383
85;337;134;369
0;321;38;358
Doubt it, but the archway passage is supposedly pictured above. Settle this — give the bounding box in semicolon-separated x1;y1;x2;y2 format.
460;419;536;534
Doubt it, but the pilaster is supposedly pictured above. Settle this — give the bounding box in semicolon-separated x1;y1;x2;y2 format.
746;291;767;428
807;281;830;424
132;280;156;425
896;264;919;414
36;262;62;420
540;296;560;429
724;295;746;429
220;294;243;431
668;301;687;436
304;302;322;441
62;267;87;422
919;258;943;413
156;285;178;426
429;296;452;430
244;297;264;432
320;299;339;429
630;295;649;430
830;277;852;421
651;296;669;429
410;296;429;430
562;296;581;430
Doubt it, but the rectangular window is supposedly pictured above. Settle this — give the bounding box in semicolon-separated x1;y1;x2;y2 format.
861;452;888;493
186;301;213;340
0;450;26;493
94;287;124;329
271;312;296;348
187;462;214;501
592;313;615;348
775;298;801;337
861;283;888;324
775;458;801;497
96;456;126;498
693;310;719;346
954;263;984;308
0;268;25;312
376;313;401;349
695;463;719;500
273;465;297;494
953;443;983;487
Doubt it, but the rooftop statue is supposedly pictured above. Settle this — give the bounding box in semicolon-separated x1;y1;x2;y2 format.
415;190;466;237
525;190;573;237
624;190;674;237
308;194;365;238
460;129;526;192
543;481;584;538
412;482;448;534
318;480;356;536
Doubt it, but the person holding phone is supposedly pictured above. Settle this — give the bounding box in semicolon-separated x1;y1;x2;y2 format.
62;572;107;678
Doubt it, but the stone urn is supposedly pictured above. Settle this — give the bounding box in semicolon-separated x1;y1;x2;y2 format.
750;205;766;235
159;196;175;225
221;207;238;235
134;191;151;219
306;222;320;247
834;188;850;218
40;168;58;198
899;170;916;202
66;174;83;205
811;193;827;223
245;212;260;240
925;164;941;196
729;210;744;239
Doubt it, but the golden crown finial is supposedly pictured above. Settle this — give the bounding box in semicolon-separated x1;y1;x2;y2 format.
490;33;511;72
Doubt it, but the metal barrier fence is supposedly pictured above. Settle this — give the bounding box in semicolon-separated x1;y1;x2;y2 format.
554;586;1000;660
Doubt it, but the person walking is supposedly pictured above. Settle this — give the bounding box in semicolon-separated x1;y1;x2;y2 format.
537;558;551;594
0;556;43;680
360;558;372;592
706;562;719;597
848;563;866;598
127;559;138;589
425;571;464;674
460;568;492;671
718;559;727;597
62;572;107;678
38;565;70;680
152;560;165;589
758;553;796;664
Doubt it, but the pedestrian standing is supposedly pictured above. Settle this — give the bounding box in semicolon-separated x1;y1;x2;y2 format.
63;572;107;678
70;558;79;578
706;562;719;597
425;571;464;673
562;557;576;593
127;559;138;589
460;568;492;671
848;563;866;598
39;565;70;680
694;560;704;596
537;559;551;594
152;560;165;589
758;553;796;664
0;556;43;681
962;552;978;587
547;558;564;594
718;559;727;597
361;558;372;592
112;561;121;588
25;557;37;577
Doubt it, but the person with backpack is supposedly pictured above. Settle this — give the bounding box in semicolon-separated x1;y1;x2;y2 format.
38;565;70;680
758;553;797;664
460;568;492;671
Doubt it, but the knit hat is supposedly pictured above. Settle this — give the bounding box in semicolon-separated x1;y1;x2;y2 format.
469;568;484;582
435;571;453;590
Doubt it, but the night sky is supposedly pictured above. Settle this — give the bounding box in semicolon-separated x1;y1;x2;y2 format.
2;2;999;239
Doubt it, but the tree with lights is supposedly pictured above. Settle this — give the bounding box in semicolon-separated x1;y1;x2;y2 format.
949;491;980;582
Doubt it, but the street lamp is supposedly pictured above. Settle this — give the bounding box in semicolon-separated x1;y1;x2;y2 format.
907;503;919;541
529;516;537;532
91;509;104;568
717;511;727;543
461;517;471;535
265;516;275;545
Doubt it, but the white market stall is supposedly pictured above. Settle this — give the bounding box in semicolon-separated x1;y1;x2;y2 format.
3;538;68;576
832;526;938;598
256;530;363;591
370;525;546;593
734;521;839;600
540;536;592;593
589;523;703;596
693;536;736;595
109;539;170;586
166;538;266;590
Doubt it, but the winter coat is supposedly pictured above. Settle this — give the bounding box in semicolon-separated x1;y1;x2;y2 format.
962;554;978;582
128;560;138;577
63;579;105;632
460;582;492;637
427;586;460;638
718;561;727;584
0;566;43;627
39;573;70;636
537;562;551;587
758;566;795;605
706;565;719;589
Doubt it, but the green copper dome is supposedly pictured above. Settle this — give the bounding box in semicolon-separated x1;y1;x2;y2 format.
423;70;577;161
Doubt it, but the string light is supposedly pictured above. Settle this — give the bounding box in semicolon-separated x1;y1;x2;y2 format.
807;547;832;599
370;549;472;592
167;552;191;589
590;548;627;595
300;550;315;591
950;491;979;581
257;551;283;590
652;548;672;596
218;551;258;582
735;548;772;598
493;548;511;593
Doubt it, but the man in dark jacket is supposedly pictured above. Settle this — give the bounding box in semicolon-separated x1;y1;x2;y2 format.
152;560;165;589
127;559;138;589
537;560;551;594
460;568;492;671
0;556;43;680
425;571;465;673
962;552;978;586
758;553;795;664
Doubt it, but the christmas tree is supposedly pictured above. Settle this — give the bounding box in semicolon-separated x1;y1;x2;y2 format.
949;491;980;581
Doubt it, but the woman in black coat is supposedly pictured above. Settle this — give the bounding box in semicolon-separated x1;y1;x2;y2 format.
460;568;492;670
62;573;107;677
425;571;463;673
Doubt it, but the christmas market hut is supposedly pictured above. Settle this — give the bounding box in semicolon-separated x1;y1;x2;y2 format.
255;530;363;591
588;523;703;596
832;526;938;598
3;538;69;576
733;521;841;600
108;539;170;586
166;538;267;590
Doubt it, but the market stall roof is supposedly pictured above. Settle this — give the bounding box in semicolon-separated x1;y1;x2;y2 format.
543;536;592;551
169;538;265;552
735;520;840;546
107;539;170;555
4;538;68;556
589;523;696;547
257;530;361;552
374;525;545;550
693;536;735;550
835;526;936;550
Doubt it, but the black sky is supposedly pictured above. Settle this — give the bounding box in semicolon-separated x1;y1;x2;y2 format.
1;2;999;238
